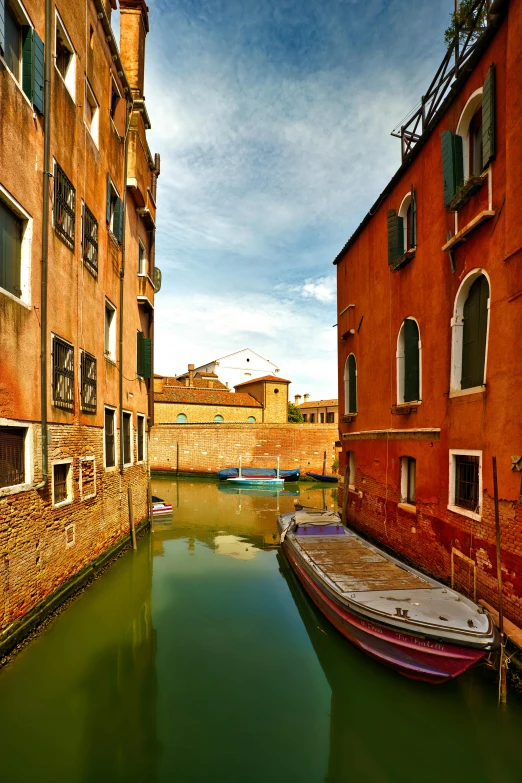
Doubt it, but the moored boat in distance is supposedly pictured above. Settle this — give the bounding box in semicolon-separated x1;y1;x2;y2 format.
277;510;499;683
305;472;338;483
227;476;284;487
218;467;300;483
152;495;173;517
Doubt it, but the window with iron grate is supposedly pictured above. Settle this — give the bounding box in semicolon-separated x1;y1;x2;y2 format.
52;336;74;410
82;204;98;276
54;163;75;247
454;455;479;512
80;351;96;413
0;427;25;488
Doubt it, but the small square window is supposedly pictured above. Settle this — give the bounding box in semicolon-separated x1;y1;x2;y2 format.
52;335;74;410
54;162;76;248
55;12;76;99
104;300;116;361
53;460;72;506
104;407;116;468
449;450;482;519
122;411;132;466
85;79;99;145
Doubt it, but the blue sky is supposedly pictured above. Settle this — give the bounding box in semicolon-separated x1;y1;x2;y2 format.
136;0;453;399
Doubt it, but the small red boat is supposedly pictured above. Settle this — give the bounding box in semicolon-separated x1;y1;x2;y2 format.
277;510;499;683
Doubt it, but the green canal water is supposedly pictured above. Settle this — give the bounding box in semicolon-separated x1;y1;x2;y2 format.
1;478;522;782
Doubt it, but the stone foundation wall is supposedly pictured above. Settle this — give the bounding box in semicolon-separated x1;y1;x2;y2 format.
150;422;338;475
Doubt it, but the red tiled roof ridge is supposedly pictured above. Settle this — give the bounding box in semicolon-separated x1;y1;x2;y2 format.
299;398;338;408
154;388;262;407
235;374;291;387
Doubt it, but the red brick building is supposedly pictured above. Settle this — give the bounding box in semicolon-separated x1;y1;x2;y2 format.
0;0;159;652
335;0;522;623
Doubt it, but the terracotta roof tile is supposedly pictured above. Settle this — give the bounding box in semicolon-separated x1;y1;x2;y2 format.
299;399;338;409
234;374;291;388
155;388;262;407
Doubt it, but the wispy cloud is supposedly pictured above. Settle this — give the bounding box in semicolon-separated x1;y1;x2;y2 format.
145;0;450;397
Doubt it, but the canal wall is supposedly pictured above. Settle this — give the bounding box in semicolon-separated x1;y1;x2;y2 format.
149;423;338;475
0;423;150;653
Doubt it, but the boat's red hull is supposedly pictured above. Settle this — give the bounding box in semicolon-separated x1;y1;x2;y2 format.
284;544;486;684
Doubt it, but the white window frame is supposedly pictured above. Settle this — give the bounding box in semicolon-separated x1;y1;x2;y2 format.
107;178;120;237
122;409;133;467
398;191;415;252
138;239;147;276
110;74;122;130
0;183;32;307
448;449;482;521
84;78;99;146
400;456;416;506
2;0;32;85
396;317;422;405
79;455;96;500
343;354;357;414
450;269;490;397
104;298;117;362
136;413;146;463
54;10;76;100
456;89;484;182
0;419;34;496
103;405;117;470
346;450;355;490
51;457;73;508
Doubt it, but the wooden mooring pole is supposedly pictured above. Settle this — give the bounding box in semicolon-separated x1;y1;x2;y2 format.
148;481;153;533
322;450;327;476
492;456;507;705
341;463;350;527
128;484;137;551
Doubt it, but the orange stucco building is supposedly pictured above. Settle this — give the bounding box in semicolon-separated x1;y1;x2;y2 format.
0;0;159;651
336;0;522;624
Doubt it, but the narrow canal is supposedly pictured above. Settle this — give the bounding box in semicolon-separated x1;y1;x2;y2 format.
1;478;522;783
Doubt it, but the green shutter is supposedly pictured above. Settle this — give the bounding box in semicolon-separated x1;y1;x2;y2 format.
113;196;123;242
0;199;22;298
482;63;495;168
410;186;416;248
33;30;44;114
441;131;464;208
348;354;357;414
387;209;404;265
137;331;152;378
461;276;489;389
404;319;420;402
0;0;5;57
22;27;44;114
106;173;112;223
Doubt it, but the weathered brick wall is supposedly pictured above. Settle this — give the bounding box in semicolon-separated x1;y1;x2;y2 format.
154;401;261;424
150;423;338;475
0;424;149;635
338;447;522;626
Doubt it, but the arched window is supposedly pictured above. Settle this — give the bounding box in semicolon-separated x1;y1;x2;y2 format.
247;416;255;423
344;354;357;414
398;189;417;252
397;318;420;404
214;414;224;423
177;413;187;423
451;271;490;392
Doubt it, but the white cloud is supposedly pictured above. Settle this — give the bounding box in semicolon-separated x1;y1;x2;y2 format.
299;276;336;303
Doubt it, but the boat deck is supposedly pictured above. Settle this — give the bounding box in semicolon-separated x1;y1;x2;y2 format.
298;537;431;593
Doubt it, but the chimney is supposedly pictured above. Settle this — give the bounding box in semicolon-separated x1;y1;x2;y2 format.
188;364;194;387
208;380;214;389
119;0;149;99
294;394;302;404
153;376;164;393
304;394;310;403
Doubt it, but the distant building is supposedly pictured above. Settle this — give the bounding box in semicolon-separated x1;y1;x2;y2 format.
154;366;290;424
193;349;280;391
295;395;338;424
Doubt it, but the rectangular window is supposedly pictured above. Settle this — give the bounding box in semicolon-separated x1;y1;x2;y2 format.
80;351;96;413
52;336;74;410
55;11;75;99
104;407;116;468
110;76;121;120
327;412;335;423
0;198;22;298
0;426;25;488
82;203;98;276
137;414;145;462
106;175;123;243
302;414;307;422
84;79;99;145
347;450;355;489
52;460;72;506
401;457;416;505
104;300;116;361
54;162;75;247
138;240;147;276
319;412;325;423
5;1;22;80
309;413;315;423
80;455;96;500
122;411;132;466
454;455;479;512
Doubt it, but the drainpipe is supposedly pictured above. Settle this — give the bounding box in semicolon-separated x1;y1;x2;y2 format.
35;0;51;490
119;97;134;474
